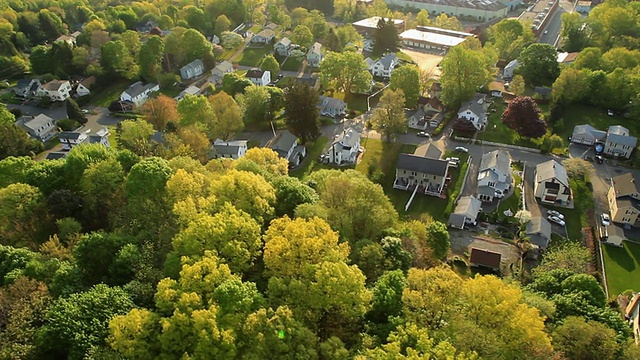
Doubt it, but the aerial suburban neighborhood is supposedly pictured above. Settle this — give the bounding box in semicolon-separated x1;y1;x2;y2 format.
1;0;640;357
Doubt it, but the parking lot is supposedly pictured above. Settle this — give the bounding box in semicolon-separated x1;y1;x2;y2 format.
399;48;443;77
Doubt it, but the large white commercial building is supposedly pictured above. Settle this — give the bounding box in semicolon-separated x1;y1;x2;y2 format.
385;0;508;22
400;26;475;51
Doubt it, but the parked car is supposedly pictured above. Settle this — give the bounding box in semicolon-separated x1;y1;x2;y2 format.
601;213;611;226
455;146;469;153
596;155;604;164
417;131;430;137
543;30;548;35
547;210;564;220
607;109;614;116
81;109;89;114
548;215;566;226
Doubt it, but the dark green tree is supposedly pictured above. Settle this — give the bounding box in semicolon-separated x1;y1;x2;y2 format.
373;18;399;55
272;176;319;217
284;81;320;144
66;98;87;124
517;43;560;86
426;221;450;260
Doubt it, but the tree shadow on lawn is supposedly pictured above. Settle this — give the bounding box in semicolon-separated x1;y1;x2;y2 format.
603;244;635;272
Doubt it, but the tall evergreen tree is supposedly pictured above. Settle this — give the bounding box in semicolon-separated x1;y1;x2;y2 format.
66;98;87;124
373;18;399;55
284;82;320;144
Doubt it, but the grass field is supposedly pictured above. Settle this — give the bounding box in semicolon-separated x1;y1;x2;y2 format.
237;46;272;67
482;101;544;149
281;57;302;72
602;241;640;295
354;138;467;222
552;104;637;147
90;81;130;107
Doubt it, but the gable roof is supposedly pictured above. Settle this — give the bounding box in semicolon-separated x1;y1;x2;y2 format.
80;76;96;88
46;152;67;160
377;53;397;68
256;29;275;38
308;42;322;56
536;160;569;187
426;96;443;111
215;60;233;73
19;114;54;131
365;57;375;68
16;78;35;89
42;80;69;91
573;124;607;141
612;173;640;198
213;139;248;155
453;196;482;218
479;149;511;175
505;59;518;69
276;37;292;46
180;59;204;73
397;153;448;176
268;130;298;155
124;81;158;98
333;127;361;148
246;68;266;78
526;216;551;249
458;93;486;117
469;248;501;269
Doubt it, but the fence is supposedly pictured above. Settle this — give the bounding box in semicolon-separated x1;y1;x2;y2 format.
454;136;542;153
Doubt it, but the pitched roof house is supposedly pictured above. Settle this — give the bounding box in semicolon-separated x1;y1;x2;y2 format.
180;59;205;80
245;69;271;86
210;61;234;84
211;139;248;159
15;114;57;142
307;42;324;67
174;85;201;101
604;125;637;159
477;149;512;202
76;76;96;97
325;127;361;165
274;37;294;56
14;78;42;98
570;124;607;145
526;217;552;249
267;130;307;166
120;81;160;107
407;108;427;130
251;29;276;44
448;196;483;229
503;59;518;79
38;80;72;101
457;93;488;130
607;173;640;228
59;127;110;150
469;248;501;272
534;160;571;206
625;292;640;345
318;96;347;117
369;53;398;78
393;152;450;197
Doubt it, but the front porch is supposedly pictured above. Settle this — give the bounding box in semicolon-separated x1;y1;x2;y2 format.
393;177;446;198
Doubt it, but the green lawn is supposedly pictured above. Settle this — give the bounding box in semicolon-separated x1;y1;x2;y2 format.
290;136;331;178
90;81;130;107
0;91;23;104
353;138;468;222
237;46;273;67
329;92;380;115
497;172;522;214
481;101;544;149
552;104;637;147
159;86;182;98
602;241;640;295
281;57;302;72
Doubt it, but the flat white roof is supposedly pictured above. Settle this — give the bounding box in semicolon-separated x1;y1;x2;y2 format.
353;16;404;29
400;29;468;47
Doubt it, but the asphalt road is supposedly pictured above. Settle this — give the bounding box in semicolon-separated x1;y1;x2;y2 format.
539;0;576;47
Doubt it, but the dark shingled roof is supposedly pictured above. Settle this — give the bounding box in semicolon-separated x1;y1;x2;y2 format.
469;248;501;269
397;154;448;176
246;69;265;78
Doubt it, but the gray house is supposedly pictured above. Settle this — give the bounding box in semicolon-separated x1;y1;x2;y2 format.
526;217;552;249
393;153;450;197
180;59;205;80
570;124;606;145
604;125;637;159
15;114;57;142
448;196;483;229
477;149;512;202
14;78;42;98
211;139;248;159
267;130;306;166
